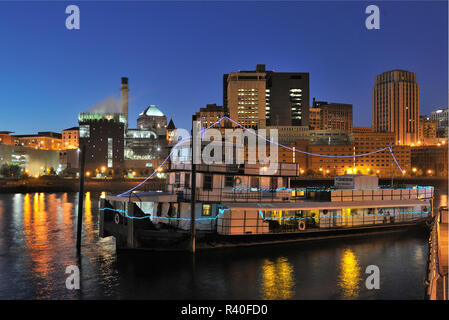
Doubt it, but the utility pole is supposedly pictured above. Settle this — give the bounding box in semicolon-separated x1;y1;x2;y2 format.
76;144;86;253
190;116;199;253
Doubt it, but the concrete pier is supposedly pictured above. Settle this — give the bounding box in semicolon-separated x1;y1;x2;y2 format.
427;206;448;300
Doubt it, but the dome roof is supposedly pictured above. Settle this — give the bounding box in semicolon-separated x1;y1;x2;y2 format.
142;105;165;117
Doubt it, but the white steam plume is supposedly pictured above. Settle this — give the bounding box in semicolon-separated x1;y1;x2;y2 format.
86;96;122;114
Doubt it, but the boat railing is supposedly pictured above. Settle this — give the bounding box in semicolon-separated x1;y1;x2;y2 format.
164;184;433;203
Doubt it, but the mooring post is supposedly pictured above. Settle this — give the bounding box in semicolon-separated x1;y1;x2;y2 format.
76;144;86;253
190;115;199;253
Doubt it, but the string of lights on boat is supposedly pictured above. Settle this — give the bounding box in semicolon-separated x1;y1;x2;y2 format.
117;115;405;197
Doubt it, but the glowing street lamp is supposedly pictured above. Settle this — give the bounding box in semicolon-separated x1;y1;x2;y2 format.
412;168;417;173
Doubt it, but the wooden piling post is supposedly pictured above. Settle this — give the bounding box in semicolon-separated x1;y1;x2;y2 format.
190;116;198;253
76;144;86;253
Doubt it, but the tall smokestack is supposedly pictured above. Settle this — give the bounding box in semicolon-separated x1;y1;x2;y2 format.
120;77;129;129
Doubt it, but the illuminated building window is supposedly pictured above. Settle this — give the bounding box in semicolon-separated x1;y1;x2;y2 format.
202;204;211;216
107;138;113;167
80;125;90;138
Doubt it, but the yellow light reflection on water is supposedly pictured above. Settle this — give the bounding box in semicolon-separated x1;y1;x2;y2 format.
24;193;52;279
338;248;362;299
84;192;93;243
261;257;295;300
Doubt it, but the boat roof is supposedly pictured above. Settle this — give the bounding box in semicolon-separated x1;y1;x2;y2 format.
222;199;428;211
105;191;177;202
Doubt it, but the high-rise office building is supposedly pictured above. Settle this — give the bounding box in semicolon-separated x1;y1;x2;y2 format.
373;70;419;145
223;64;309;128
224;66;267;129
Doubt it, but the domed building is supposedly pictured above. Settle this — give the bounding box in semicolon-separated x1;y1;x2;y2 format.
137;105;167;136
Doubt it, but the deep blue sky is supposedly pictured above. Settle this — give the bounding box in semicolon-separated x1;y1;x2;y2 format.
0;1;447;134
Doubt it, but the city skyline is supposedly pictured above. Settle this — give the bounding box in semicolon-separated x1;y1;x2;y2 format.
0;1;447;134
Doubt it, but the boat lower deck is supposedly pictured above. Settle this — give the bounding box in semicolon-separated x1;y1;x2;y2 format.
103;218;430;252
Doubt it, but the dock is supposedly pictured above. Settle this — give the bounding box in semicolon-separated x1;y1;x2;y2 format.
427;206;448;300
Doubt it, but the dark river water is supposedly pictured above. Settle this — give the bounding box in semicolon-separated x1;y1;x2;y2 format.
0;186;447;300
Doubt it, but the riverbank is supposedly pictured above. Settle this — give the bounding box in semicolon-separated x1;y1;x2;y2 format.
0;177;166;194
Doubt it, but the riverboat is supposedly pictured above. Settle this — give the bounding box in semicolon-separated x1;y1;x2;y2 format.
99;162;434;251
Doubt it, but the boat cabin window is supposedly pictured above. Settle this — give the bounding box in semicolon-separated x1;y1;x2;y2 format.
225;175;234;188
202;204;211;216
250;176;259;189
167;203;175;217
203;174;213;190
156;203;162;217
175;173;180;185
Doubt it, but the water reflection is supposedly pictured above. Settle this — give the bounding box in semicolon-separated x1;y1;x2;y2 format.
261;257;295;299
338;248;362;299
84;192;93;243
